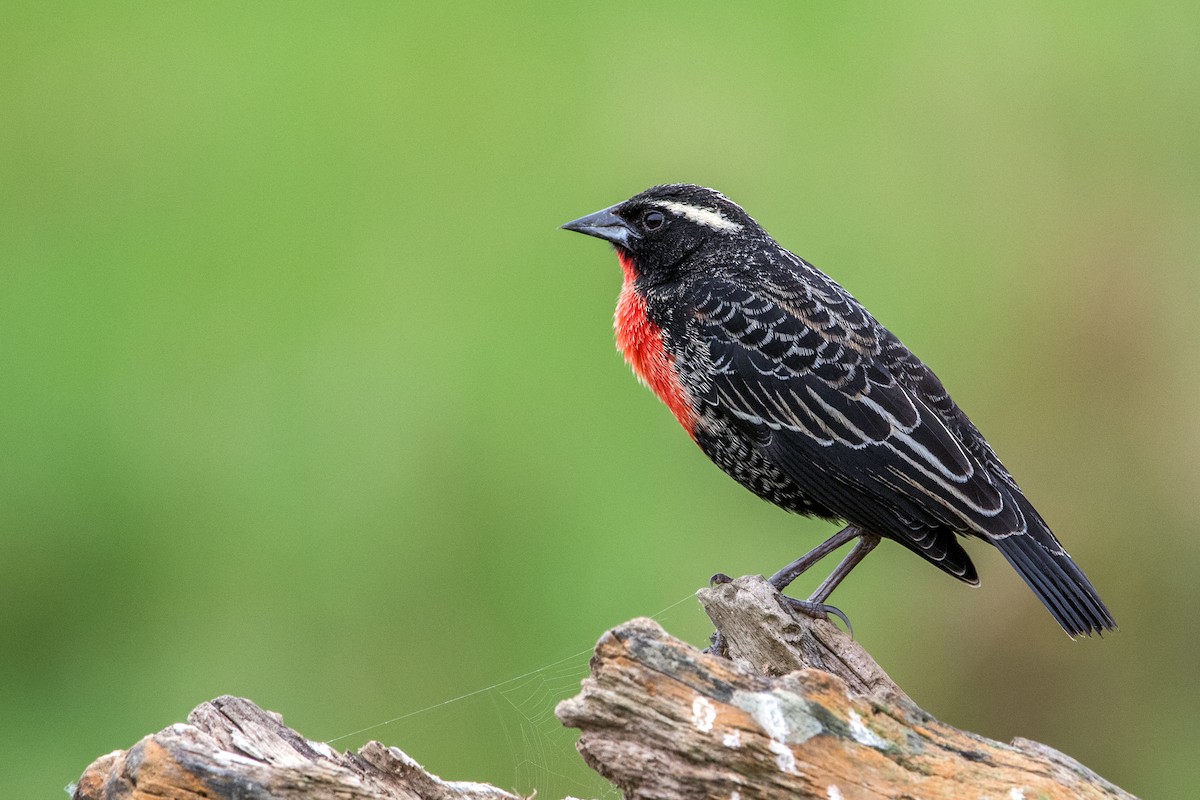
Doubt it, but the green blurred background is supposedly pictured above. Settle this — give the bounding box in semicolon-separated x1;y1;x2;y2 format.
3;3;1198;797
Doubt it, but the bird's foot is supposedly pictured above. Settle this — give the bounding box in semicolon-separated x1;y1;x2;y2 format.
704;631;728;658
781;596;854;637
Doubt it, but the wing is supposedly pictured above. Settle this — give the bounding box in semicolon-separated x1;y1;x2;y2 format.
687;270;1026;577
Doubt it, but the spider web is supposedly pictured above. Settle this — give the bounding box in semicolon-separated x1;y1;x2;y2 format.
490;654;618;798
328;592;702;799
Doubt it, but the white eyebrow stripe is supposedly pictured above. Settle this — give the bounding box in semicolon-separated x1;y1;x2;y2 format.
652;200;743;232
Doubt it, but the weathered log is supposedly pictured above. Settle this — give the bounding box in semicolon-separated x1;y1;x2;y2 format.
71;695;523;800
72;574;1135;800
556;574;1135;800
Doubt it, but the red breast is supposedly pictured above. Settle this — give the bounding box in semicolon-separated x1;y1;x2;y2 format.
613;252;698;437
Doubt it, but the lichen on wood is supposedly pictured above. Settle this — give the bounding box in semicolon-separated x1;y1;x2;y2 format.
556;575;1136;800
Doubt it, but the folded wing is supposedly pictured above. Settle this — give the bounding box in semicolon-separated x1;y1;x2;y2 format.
689;274;1029;581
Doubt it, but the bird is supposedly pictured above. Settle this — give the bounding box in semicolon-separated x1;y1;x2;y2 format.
561;184;1116;637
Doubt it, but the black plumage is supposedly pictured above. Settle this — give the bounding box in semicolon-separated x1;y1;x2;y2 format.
563;184;1115;637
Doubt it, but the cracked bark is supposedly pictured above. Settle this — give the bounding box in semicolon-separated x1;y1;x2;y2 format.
556;575;1135;799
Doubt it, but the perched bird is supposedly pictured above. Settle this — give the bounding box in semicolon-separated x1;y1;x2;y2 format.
562;184;1115;637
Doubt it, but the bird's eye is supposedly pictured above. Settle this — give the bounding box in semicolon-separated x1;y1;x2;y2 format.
642;210;665;231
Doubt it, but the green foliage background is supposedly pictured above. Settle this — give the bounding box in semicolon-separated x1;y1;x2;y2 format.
3;3;1198;797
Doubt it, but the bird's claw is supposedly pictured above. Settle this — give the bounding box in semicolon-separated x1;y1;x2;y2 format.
781;597;855;637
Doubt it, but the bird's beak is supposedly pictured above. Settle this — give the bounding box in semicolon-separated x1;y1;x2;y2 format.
560;205;641;247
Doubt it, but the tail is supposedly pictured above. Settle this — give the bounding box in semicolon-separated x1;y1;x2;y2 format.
991;498;1116;637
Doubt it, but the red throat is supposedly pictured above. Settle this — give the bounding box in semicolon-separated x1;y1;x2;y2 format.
613;252;697;437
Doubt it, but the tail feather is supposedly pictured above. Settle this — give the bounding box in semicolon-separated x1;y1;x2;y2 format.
895;528;980;585
991;503;1116;637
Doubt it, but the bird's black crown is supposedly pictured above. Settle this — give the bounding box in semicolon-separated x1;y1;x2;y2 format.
562;184;765;282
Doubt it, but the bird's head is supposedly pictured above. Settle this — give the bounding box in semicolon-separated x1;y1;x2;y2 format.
562;184;761;281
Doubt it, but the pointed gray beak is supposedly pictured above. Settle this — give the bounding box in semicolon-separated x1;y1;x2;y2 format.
560;205;640;247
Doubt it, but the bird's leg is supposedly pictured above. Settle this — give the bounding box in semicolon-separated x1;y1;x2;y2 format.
768;525;863;592
808;532;881;604
772;527;880;635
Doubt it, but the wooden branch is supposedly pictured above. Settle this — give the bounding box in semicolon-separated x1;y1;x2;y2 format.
72;575;1135;800
556;575;1136;800
71;695;523;800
